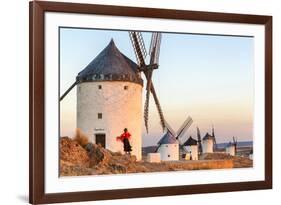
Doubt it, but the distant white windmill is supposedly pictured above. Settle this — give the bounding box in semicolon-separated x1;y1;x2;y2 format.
155;117;193;161
226;137;238;156
202;126;217;153
202;133;215;153
183;136;199;160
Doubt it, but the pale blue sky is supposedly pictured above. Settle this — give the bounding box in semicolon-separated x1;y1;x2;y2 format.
60;27;254;146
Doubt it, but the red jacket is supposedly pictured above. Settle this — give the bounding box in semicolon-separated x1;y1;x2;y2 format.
116;132;131;141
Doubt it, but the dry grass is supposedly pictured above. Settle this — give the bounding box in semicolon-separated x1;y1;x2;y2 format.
73;128;89;147
201;153;253;168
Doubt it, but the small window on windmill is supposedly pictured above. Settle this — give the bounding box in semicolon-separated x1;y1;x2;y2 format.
98;85;102;90
168;155;170;158
124;85;128;90
166;145;168;147
98;113;102;119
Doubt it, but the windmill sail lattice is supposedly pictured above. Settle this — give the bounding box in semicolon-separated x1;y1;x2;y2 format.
129;31;166;132
176;116;193;140
129;32;147;66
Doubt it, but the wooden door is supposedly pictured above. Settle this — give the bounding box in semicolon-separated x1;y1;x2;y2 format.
95;134;106;148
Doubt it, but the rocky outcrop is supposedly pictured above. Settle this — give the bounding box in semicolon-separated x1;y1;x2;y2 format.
60;137;139;176
60;137;89;166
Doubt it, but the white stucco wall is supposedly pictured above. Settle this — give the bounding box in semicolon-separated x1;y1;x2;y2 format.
157;144;179;161
77;81;143;160
147;153;161;163
202;139;214;153
226;146;235;156
184;145;198;160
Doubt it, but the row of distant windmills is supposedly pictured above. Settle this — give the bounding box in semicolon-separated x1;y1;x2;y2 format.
153;123;238;162
60;30;237;161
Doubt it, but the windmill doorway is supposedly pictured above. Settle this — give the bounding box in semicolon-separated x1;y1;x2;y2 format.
95;134;106;148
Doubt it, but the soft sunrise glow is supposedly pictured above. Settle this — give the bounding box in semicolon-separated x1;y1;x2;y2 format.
60;28;254;146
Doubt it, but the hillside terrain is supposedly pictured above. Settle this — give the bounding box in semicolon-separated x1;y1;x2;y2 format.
60;137;252;176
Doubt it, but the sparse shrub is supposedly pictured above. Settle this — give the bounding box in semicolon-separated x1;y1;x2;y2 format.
73;128;89;148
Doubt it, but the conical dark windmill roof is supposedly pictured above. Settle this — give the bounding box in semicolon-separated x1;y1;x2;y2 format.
77;39;143;85
157;130;178;145
203;132;214;141
183;136;198;146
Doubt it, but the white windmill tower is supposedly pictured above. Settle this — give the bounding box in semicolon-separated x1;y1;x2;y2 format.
183;136;198;160
156;130;179;161
226;137;237;156
202;132;214;153
60;31;164;161
61;39;143;159
202;126;217;154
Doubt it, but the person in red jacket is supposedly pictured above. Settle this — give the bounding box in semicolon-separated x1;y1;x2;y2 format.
116;128;132;155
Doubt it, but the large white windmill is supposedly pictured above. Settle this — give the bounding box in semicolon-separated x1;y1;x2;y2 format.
60;31;165;160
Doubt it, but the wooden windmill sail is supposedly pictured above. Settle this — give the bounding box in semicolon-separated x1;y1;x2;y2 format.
197;127;203;154
233;136;238;153
175;116;193;141
129;31;165;133
175;116;193;152
212;125;217;151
